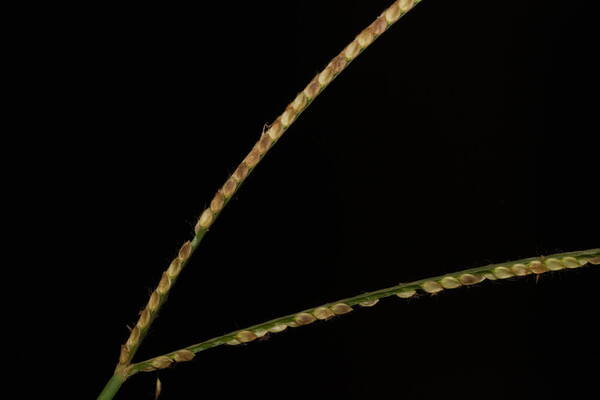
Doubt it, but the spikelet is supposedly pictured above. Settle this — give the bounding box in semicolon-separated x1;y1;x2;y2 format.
359;299;380;307
397;288;417;298
313;307;335;320
236;330;258;343
295;313;317;326
331;303;353;315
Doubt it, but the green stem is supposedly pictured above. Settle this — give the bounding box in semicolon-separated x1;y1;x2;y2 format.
129;248;599;375
97;374;125;400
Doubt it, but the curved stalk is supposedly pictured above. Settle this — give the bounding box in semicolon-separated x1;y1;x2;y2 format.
128;248;599;376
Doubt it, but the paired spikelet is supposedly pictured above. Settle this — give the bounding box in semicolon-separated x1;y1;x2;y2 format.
331;303;353;315
236;331;258;343
359;299;380;307
397;288;417;298
295;313;317;326
391;254;595;302
313;307;335;320
195;209;214;233
421;281;444;293
141;350;196;372
118;240;196;367
440;276;461;289
268;324;288;333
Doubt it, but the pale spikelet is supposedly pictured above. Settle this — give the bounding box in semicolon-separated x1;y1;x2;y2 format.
232;163;250;182
371;16;388;36
257;133;273;154
357;28;374;48
226;339;241;346
244;148;261;168
151;356;173;369
544;258;564;271
511;264;530;276
483;272;497;280
178;241;192;261
210;191;225;213
157;272;171;295
291;92;307;112
304;77;321;100
268;324;288;333
318;66;334;87
421;280;444;293
280;106;297;127
344;40;360;60
440;276;461;289
295;312;316;325
313;307;335;320
254;329;269;338
399;0;415;12
493;266;514;279
385;3;402;24
561;257;581;269
459;273;485;285
195;208;214;233
396;288;416;298
155;377;162;400
330;55;348;75
267;119;284;140
359;299;379;307
148;291;161;312
119;345;130;365
236;330;257;343
528;260;548;274
173;350;195;362
222;178;237;198
331;303;353;315
167;258;182;278
138;309;151;328
589;257;600;265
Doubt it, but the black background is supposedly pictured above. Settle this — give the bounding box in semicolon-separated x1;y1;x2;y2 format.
36;1;598;399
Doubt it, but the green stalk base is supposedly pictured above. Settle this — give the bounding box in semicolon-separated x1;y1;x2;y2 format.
97;374;125;400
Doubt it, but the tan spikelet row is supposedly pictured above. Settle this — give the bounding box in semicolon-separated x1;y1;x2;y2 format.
225;302;356;346
139;350;196;373
221;253;598;350
397;255;595;298
192;0;422;235
128;249;598;375
117;239;195;369
116;0;423;372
